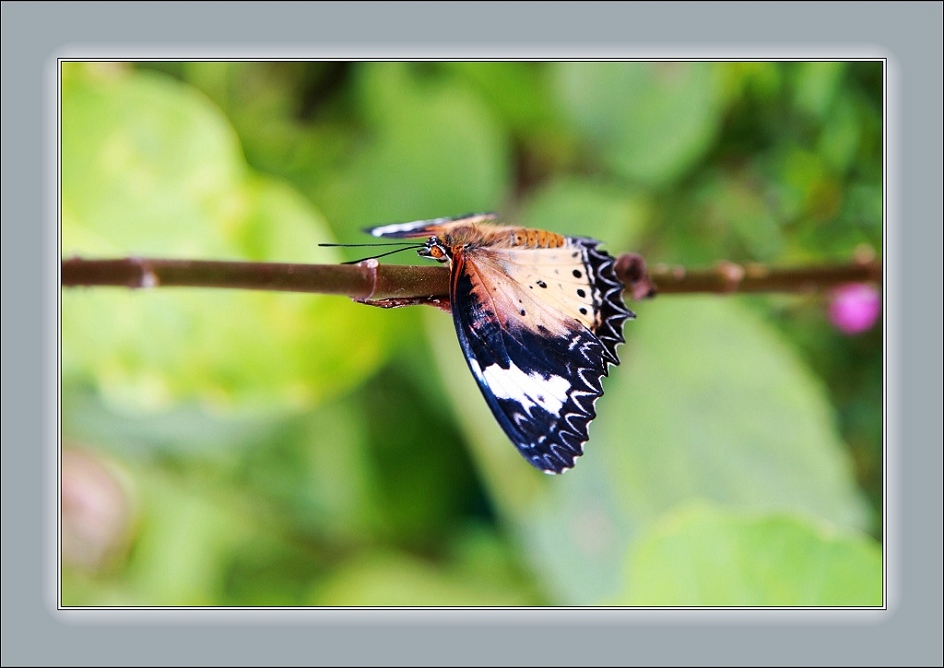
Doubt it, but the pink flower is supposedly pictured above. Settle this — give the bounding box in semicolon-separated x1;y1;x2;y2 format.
828;283;881;335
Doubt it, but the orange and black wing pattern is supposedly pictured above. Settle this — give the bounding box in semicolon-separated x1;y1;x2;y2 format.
368;213;634;474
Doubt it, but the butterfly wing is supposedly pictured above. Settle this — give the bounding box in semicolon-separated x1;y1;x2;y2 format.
366;212;498;239
450;239;633;474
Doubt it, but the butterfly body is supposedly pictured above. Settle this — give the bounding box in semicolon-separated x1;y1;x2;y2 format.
368;213;634;474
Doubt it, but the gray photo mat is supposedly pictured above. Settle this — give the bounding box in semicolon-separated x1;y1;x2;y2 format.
2;1;941;666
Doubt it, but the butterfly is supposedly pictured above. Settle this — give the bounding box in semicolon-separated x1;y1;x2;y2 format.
364;212;634;474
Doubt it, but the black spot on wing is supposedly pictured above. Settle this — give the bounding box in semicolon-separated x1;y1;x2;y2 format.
450;258;617;474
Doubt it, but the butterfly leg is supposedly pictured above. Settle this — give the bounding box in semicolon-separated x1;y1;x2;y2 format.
354;296;452;313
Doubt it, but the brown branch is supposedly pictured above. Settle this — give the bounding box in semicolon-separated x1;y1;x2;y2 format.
60;256;449;301
616;250;883;300
61;252;882;302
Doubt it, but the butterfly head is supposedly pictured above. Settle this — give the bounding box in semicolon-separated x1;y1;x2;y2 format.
417;236;452;263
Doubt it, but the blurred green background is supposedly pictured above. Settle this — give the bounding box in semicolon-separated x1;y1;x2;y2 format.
60;61;883;606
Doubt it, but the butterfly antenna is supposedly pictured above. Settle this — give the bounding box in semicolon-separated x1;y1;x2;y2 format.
318;241;422;248
318;240;427;264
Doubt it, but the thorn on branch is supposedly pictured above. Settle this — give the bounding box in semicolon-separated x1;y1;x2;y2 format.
716;261;746;293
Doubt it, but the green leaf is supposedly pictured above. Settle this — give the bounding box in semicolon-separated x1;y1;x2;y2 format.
61;62;391;413
553;62;726;186
61;454;326;607
622;503;883;606
123;467;254;606
516;176;650;251
793;62;846;120
690;169;786;261
818;97;863;173
315;62;511;231
61;63;244;257
428;296;870;604
607;297;869;525
438;62;558;134
308;549;531;607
